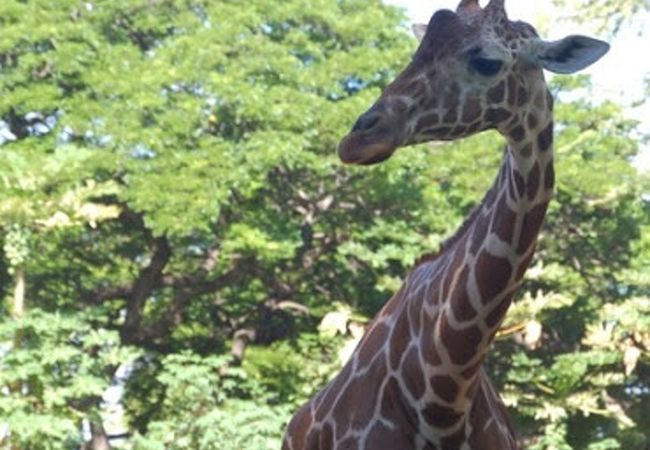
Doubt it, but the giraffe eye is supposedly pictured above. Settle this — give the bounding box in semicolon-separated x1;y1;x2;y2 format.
469;57;503;76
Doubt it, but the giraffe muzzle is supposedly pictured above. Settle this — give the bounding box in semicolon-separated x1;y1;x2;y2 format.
338;131;397;165
338;110;398;165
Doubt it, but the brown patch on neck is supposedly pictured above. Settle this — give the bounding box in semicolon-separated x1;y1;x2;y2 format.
356;323;390;368
516;202;548;255
475;251;512;304
422;401;465;429
491;195;517;244
430;375;460;403
509;125;526;142
390;311;412;370
526;163;541;201
439;312;483;366
537;121;554;151
402;346;426;399
544;162;555;190
451;266;478;321
519;142;533;158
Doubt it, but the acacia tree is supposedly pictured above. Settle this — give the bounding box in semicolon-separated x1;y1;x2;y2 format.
0;1;648;449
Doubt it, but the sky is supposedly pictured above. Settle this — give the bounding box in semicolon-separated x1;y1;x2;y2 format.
384;0;650;171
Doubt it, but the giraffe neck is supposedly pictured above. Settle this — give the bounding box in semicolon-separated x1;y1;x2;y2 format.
404;96;554;422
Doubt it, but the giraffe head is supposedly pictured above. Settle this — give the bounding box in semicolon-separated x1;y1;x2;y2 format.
338;0;609;165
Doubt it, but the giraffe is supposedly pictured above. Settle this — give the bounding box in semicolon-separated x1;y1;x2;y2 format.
283;1;609;449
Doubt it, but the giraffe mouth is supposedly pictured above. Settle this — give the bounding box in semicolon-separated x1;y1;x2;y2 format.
337;131;397;165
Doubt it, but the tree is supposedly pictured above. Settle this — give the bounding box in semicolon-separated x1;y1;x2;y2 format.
0;1;648;449
1;0;415;447
553;0;650;35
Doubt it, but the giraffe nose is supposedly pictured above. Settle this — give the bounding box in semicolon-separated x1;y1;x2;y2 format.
351;112;382;133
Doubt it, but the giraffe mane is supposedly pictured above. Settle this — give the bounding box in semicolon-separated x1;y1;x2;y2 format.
413;193;488;267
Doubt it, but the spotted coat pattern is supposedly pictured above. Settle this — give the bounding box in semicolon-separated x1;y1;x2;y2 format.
284;1;560;449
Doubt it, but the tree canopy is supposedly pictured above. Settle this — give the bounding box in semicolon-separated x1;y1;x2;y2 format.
0;1;648;449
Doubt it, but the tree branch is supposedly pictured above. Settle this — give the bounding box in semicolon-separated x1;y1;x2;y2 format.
230;328;256;365
120;234;172;344
138;262;246;342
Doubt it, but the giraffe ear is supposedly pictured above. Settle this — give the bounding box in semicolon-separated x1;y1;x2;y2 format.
412;23;427;42
536;35;610;74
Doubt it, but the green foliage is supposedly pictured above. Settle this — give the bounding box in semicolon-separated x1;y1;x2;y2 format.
552;0;650;35
0;0;648;449
2;225;29;270
128;351;288;450
0;309;139;449
244;333;344;405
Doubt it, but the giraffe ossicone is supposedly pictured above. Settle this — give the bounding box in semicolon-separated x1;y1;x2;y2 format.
284;1;608;449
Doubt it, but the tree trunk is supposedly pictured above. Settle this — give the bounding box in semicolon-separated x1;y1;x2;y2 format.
7;267;25;450
89;421;112;450
12;266;25;352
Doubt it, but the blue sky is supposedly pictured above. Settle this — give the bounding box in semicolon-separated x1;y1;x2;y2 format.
385;0;650;171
